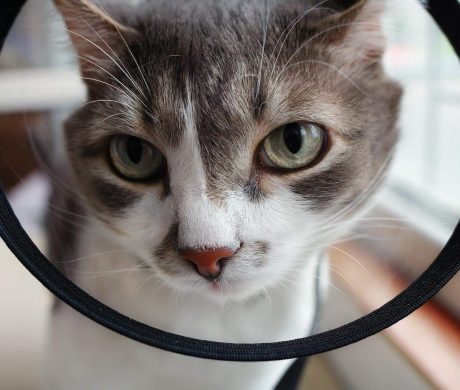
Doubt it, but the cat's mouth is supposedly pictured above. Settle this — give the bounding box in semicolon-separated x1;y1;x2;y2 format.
152;240;269;297
210;280;223;291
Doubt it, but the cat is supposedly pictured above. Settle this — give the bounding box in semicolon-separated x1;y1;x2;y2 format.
43;0;401;389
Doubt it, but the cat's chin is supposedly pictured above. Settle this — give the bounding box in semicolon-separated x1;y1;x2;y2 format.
158;274;271;305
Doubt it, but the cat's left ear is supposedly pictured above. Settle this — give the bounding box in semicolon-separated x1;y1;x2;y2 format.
53;0;139;79
317;0;387;69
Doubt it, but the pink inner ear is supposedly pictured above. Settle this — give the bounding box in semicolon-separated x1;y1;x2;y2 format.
333;0;386;68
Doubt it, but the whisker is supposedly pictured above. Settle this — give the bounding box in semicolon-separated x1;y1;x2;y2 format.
79;21;158;123
70;264;147;279
148;280;168;305
271;21;385;97
65;27;148;102
329;266;358;296
81;98;142;113
81;76;134;97
136;273;158;296
273;59;369;96
268;1;332;81
76;53;140;105
318;153;394;229
26;129;90;207
262;287;273;312
100;3;153;98
255;0;270;102
53;249;130;265
46;205;121;239
329;245;373;281
93;112;127;126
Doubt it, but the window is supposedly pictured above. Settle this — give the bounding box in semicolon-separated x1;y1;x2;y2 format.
312;2;460;388
383;0;460;233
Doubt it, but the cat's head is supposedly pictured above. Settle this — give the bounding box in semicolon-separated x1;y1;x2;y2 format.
55;0;401;303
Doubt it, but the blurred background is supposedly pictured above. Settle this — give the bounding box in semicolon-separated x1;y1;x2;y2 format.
0;0;459;389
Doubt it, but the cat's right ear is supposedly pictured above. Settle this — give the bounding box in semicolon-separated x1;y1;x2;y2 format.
53;0;139;80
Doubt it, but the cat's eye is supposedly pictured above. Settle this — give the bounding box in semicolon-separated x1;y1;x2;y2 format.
110;135;164;180
260;122;326;170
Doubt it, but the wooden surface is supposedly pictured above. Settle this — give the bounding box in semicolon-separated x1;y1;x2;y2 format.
0;113;42;189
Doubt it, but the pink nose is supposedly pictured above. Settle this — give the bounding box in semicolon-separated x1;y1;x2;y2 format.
180;247;236;279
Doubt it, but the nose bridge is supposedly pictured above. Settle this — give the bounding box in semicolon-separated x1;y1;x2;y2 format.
167;91;239;250
175;190;238;250
168;148;236;249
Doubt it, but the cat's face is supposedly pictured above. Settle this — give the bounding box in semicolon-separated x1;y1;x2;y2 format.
57;0;401;303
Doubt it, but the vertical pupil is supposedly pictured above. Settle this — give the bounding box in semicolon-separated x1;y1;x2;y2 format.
283;123;303;154
126;137;143;164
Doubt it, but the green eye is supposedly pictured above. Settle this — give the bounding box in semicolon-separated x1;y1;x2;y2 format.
261;122;326;169
110;135;164;180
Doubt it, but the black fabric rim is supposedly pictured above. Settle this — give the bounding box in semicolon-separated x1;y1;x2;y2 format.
1;0;460;362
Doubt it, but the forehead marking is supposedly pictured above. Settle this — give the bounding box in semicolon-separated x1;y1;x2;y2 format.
166;87;239;249
173;87;207;194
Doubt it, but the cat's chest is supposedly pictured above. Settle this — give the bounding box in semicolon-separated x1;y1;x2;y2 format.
45;230;324;389
46;307;300;390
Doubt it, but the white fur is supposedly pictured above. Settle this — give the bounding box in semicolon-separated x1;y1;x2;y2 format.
169;94;240;250
44;225;322;390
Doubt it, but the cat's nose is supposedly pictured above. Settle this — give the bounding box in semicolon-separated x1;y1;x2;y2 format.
179;247;236;280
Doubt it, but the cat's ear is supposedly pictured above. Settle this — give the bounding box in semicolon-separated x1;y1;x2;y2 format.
318;0;386;70
53;0;138;78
